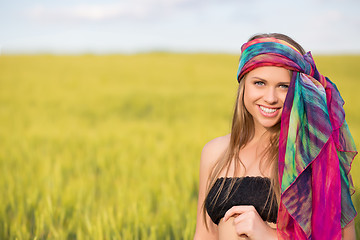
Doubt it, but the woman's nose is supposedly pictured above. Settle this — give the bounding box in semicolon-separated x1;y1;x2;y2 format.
264;88;278;104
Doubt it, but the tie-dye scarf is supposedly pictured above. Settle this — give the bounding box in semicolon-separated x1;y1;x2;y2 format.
237;37;357;239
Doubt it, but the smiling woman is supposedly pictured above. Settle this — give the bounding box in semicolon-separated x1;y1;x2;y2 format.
194;33;357;240
243;66;290;131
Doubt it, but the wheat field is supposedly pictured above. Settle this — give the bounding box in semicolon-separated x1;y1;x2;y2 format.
0;53;359;239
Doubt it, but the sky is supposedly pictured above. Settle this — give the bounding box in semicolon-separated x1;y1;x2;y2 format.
1;0;360;54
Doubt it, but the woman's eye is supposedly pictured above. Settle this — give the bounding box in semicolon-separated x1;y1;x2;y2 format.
255;81;264;86
280;84;289;89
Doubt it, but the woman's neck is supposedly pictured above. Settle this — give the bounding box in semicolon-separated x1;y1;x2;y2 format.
251;120;280;143
251;128;270;144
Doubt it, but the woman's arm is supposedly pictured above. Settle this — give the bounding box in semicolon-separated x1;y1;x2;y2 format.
193;136;230;240
342;219;356;240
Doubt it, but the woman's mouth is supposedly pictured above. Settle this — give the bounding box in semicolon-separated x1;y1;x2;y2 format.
258;105;280;117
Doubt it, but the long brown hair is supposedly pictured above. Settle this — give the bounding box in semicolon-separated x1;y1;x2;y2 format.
202;33;306;228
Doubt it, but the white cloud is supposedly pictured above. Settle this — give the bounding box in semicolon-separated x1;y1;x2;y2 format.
311;9;343;27
26;0;200;22
27;4;146;21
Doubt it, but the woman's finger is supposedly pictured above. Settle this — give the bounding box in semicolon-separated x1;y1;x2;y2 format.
223;206;244;222
223;205;255;222
233;210;251;225
232;216;251;237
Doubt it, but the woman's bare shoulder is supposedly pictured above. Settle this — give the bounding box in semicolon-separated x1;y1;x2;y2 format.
201;134;230;168
203;134;230;153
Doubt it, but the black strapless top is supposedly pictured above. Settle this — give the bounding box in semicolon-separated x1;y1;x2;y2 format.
205;176;278;225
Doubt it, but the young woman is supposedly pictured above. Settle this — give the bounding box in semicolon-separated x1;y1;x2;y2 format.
194;33;357;240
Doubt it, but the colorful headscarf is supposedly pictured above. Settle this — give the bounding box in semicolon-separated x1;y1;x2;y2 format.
237;37;357;239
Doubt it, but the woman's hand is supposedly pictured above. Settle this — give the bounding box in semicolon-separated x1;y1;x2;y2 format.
223;205;278;240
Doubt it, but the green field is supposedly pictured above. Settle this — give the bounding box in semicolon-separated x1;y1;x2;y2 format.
0;54;359;239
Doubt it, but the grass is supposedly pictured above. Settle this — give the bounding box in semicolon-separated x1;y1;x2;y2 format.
0;53;359;239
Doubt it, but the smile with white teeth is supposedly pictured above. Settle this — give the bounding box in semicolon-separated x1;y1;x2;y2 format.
259;105;277;113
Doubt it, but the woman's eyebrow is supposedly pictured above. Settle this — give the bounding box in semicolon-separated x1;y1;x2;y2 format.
251;77;267;81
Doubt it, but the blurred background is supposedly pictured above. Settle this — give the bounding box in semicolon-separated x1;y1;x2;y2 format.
0;0;359;239
1;0;360;54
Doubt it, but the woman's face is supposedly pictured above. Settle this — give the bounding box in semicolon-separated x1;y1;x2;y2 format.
243;66;291;131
